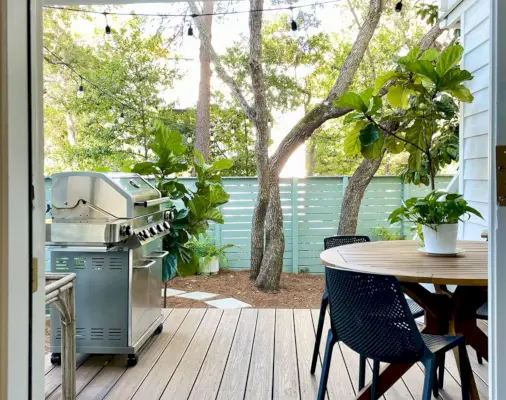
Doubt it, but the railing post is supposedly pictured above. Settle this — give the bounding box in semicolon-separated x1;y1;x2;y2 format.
291;177;299;274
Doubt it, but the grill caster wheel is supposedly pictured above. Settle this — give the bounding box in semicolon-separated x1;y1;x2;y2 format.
127;354;138;367
155;323;163;334
50;353;61;365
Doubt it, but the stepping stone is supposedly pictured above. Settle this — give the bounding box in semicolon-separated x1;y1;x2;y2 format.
176;291;218;301
205;298;251;309
161;288;186;297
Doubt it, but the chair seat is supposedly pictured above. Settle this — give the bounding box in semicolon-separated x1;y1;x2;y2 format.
422;334;464;354
476;303;488;320
407;298;424;319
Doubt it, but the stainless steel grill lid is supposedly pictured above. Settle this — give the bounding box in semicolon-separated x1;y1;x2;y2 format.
46;172;173;248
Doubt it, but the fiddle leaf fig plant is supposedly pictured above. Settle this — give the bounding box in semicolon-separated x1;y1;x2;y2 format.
388;191;483;230
130;122;233;279
335;44;473;190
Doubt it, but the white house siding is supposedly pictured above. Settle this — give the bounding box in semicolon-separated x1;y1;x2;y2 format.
444;0;491;239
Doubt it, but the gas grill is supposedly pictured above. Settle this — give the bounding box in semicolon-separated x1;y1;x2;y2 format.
46;172;173;367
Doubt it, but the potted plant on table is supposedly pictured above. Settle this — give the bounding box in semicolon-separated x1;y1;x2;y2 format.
187;234;234;275
388;191;483;254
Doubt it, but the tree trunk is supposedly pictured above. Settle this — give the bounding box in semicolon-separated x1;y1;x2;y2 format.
248;0;271;280
338;155;383;235
255;173;284;290
195;0;213;162
65;113;76;146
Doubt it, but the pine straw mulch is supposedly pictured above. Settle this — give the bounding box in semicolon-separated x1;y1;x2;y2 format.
163;270;325;309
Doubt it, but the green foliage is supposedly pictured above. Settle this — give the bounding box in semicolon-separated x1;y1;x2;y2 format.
337;44;472;187
130;125;233;279
368;227;406;241
186;234;234;270
388;191;483;229
415;4;439;26
299;267;310;274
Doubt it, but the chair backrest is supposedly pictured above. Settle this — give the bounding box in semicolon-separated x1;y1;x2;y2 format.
325;267;426;364
324;235;370;250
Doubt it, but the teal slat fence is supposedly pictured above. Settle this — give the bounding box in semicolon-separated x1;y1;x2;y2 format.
44;175;452;275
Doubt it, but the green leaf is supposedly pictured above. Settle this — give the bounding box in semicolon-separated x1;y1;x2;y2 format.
209;183;230;206
444;85;474;102
204;208;224;224
374;71;401;93
131;162;158;175
359;125;380;146
334;92;367;112
209;158;233;172
419;48;439;62
361;137;384;159
406;60;438;82
344;130;361;156
367;96;382;115
384;136;405;154
439;69;473;90
386;86;411;109
408;151;422;171
436;45;464;77
360;88;374;105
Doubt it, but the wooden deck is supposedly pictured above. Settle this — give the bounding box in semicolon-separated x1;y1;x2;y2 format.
44;308;489;399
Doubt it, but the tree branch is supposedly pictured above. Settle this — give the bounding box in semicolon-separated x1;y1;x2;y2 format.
188;1;255;119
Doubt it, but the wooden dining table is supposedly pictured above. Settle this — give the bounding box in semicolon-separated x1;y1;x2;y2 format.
320;240;488;400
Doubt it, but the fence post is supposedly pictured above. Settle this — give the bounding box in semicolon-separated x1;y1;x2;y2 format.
291;177;299;274
214;212;222;247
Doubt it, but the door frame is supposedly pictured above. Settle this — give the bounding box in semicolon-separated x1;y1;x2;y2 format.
0;0;45;398
489;0;506;397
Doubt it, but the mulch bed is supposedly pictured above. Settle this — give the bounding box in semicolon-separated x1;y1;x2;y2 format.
164;270;325;308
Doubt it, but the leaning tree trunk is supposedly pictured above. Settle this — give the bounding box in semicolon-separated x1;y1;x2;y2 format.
248;0;271;280
338;155;383;235
194;0;213;162
306;137;316;176
255;173;284;290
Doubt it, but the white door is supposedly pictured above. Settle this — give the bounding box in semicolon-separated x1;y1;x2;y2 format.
488;0;506;398
0;0;45;398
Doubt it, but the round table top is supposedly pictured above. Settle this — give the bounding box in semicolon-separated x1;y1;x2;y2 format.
320;240;488;286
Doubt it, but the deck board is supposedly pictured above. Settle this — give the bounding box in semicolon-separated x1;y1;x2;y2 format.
45;308;489;400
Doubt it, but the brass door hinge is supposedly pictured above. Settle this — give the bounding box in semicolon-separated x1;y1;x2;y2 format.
32;257;38;293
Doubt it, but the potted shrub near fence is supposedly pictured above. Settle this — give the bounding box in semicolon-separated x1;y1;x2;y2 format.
187;234;233;275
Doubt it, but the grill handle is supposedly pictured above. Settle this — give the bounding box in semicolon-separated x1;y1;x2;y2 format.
146;251;169;259
134;197;172;208
133;259;156;270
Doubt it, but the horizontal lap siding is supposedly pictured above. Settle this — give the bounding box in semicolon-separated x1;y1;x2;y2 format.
461;0;491;240
44;176;452;275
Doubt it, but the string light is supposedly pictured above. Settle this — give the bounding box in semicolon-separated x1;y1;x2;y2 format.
43;1;342;19
395;1;403;12
187;22;194;36
77;77;84;98
118;111;125;124
104;12;111;34
289;7;297;31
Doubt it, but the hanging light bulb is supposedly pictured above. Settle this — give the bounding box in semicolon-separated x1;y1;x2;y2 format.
394;1;403;12
187;23;194;36
118;112;125;125
76;77;84;98
289;7;297;31
104;13;111;35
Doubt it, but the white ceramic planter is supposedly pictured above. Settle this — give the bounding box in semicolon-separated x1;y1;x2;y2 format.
422;223;458;254
199;256;219;275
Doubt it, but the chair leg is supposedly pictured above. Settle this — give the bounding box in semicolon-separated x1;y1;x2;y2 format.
371;359;380;400
421;355;436;400
311;291;328;374
438;352;445;390
317;329;335;400
458;342;471;400
359;355;367;391
476;350;483;365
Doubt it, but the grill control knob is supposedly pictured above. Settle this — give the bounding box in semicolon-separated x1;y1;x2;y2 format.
149;226;157;235
124;225;133;236
157;224;164;232
163;221;170;230
143;229;150;238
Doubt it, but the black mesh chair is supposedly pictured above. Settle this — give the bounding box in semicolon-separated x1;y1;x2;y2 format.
318;268;471;400
310;236;425;375
476;302;488;364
